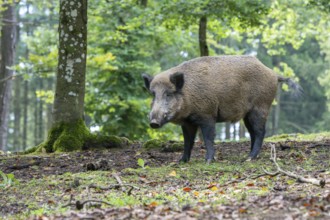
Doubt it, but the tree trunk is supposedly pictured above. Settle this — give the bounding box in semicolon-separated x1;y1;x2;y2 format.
0;3;17;151
38;78;44;144
199;16;209;57
140;0;148;7
271;56;281;136
225;123;231;140
239;120;246;139
272;89;281;135
37;0;92;152
13;74;21;151
23;80;28;151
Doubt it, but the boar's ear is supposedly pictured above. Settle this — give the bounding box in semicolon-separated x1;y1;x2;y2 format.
142;73;153;91
170;72;184;91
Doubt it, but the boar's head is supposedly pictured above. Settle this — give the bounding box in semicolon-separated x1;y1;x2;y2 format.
142;72;184;128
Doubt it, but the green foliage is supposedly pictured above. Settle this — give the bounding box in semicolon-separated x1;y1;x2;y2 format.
0;171;18;188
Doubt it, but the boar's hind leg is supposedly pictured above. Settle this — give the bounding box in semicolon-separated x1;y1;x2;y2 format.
244;110;266;159
180;123;198;162
200;122;216;163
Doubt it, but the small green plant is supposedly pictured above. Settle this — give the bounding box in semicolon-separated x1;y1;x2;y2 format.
0;171;18;188
137;158;145;168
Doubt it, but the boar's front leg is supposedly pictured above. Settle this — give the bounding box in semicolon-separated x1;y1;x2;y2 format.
180;123;198;162
200;121;216;163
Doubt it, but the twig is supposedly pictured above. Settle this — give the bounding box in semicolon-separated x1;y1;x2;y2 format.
62;199;112;210
7;161;41;170
221;172;279;187
88;183;139;191
308;143;330;148
263;144;326;187
113;172;125;191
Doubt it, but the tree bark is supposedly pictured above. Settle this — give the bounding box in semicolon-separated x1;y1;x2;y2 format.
37;0;92;152
53;0;87;124
199;16;209;57
0;3;17;151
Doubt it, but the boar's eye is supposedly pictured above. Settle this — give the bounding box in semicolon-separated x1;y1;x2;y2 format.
166;92;174;98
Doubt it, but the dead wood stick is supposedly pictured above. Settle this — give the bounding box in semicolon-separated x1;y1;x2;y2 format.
7;161;41;170
263;144;326;187
62;199;112;210
88;183;139;190
113;172;126;191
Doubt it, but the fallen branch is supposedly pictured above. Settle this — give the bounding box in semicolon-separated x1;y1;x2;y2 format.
88;183;139;196
263;144;326;187
7;161;41;170
62;199;112;210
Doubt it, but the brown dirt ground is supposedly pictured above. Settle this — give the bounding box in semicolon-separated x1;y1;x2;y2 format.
0;140;329;219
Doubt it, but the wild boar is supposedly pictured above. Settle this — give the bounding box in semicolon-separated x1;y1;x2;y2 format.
142;55;301;163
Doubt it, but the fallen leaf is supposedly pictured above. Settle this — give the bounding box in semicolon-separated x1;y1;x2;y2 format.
183;187;192;192
210;186;218;191
207;184;216;189
246;183;255;187
168;170;177;177
148;201;158;208
239;208;247;213
193;191;199;196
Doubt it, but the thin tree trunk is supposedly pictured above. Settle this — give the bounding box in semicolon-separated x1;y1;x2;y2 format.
46;78;53;131
13;74;21;151
140;0;148;7
225;123;231;140
272;89;281;135
0;3;17;151
38;79;44;144
199;16;209;57
23;80;28;150
271;56;281;136
34;81;38;145
197;16;209;143
239;120;246;139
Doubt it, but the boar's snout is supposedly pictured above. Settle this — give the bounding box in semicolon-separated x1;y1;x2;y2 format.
150;119;161;129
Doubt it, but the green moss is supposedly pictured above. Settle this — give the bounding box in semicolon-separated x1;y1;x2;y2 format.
36;119;92;153
265;132;330;142
84;135;130;149
142;139;163;149
162;141;184;152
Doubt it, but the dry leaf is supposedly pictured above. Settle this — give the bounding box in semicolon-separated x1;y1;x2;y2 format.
183;187;192;192
168;170;177;177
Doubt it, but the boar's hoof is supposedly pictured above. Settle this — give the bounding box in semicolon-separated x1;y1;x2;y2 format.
206;159;213;164
246;155;259;162
179;157;189;163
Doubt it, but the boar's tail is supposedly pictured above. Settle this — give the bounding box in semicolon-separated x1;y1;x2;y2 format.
278;76;304;98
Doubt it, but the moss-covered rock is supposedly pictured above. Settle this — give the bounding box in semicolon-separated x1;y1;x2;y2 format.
162;141;184;152
84;135;130;149
142;139;164;150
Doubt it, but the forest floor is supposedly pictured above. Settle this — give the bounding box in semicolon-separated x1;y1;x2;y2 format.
0;134;329;219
